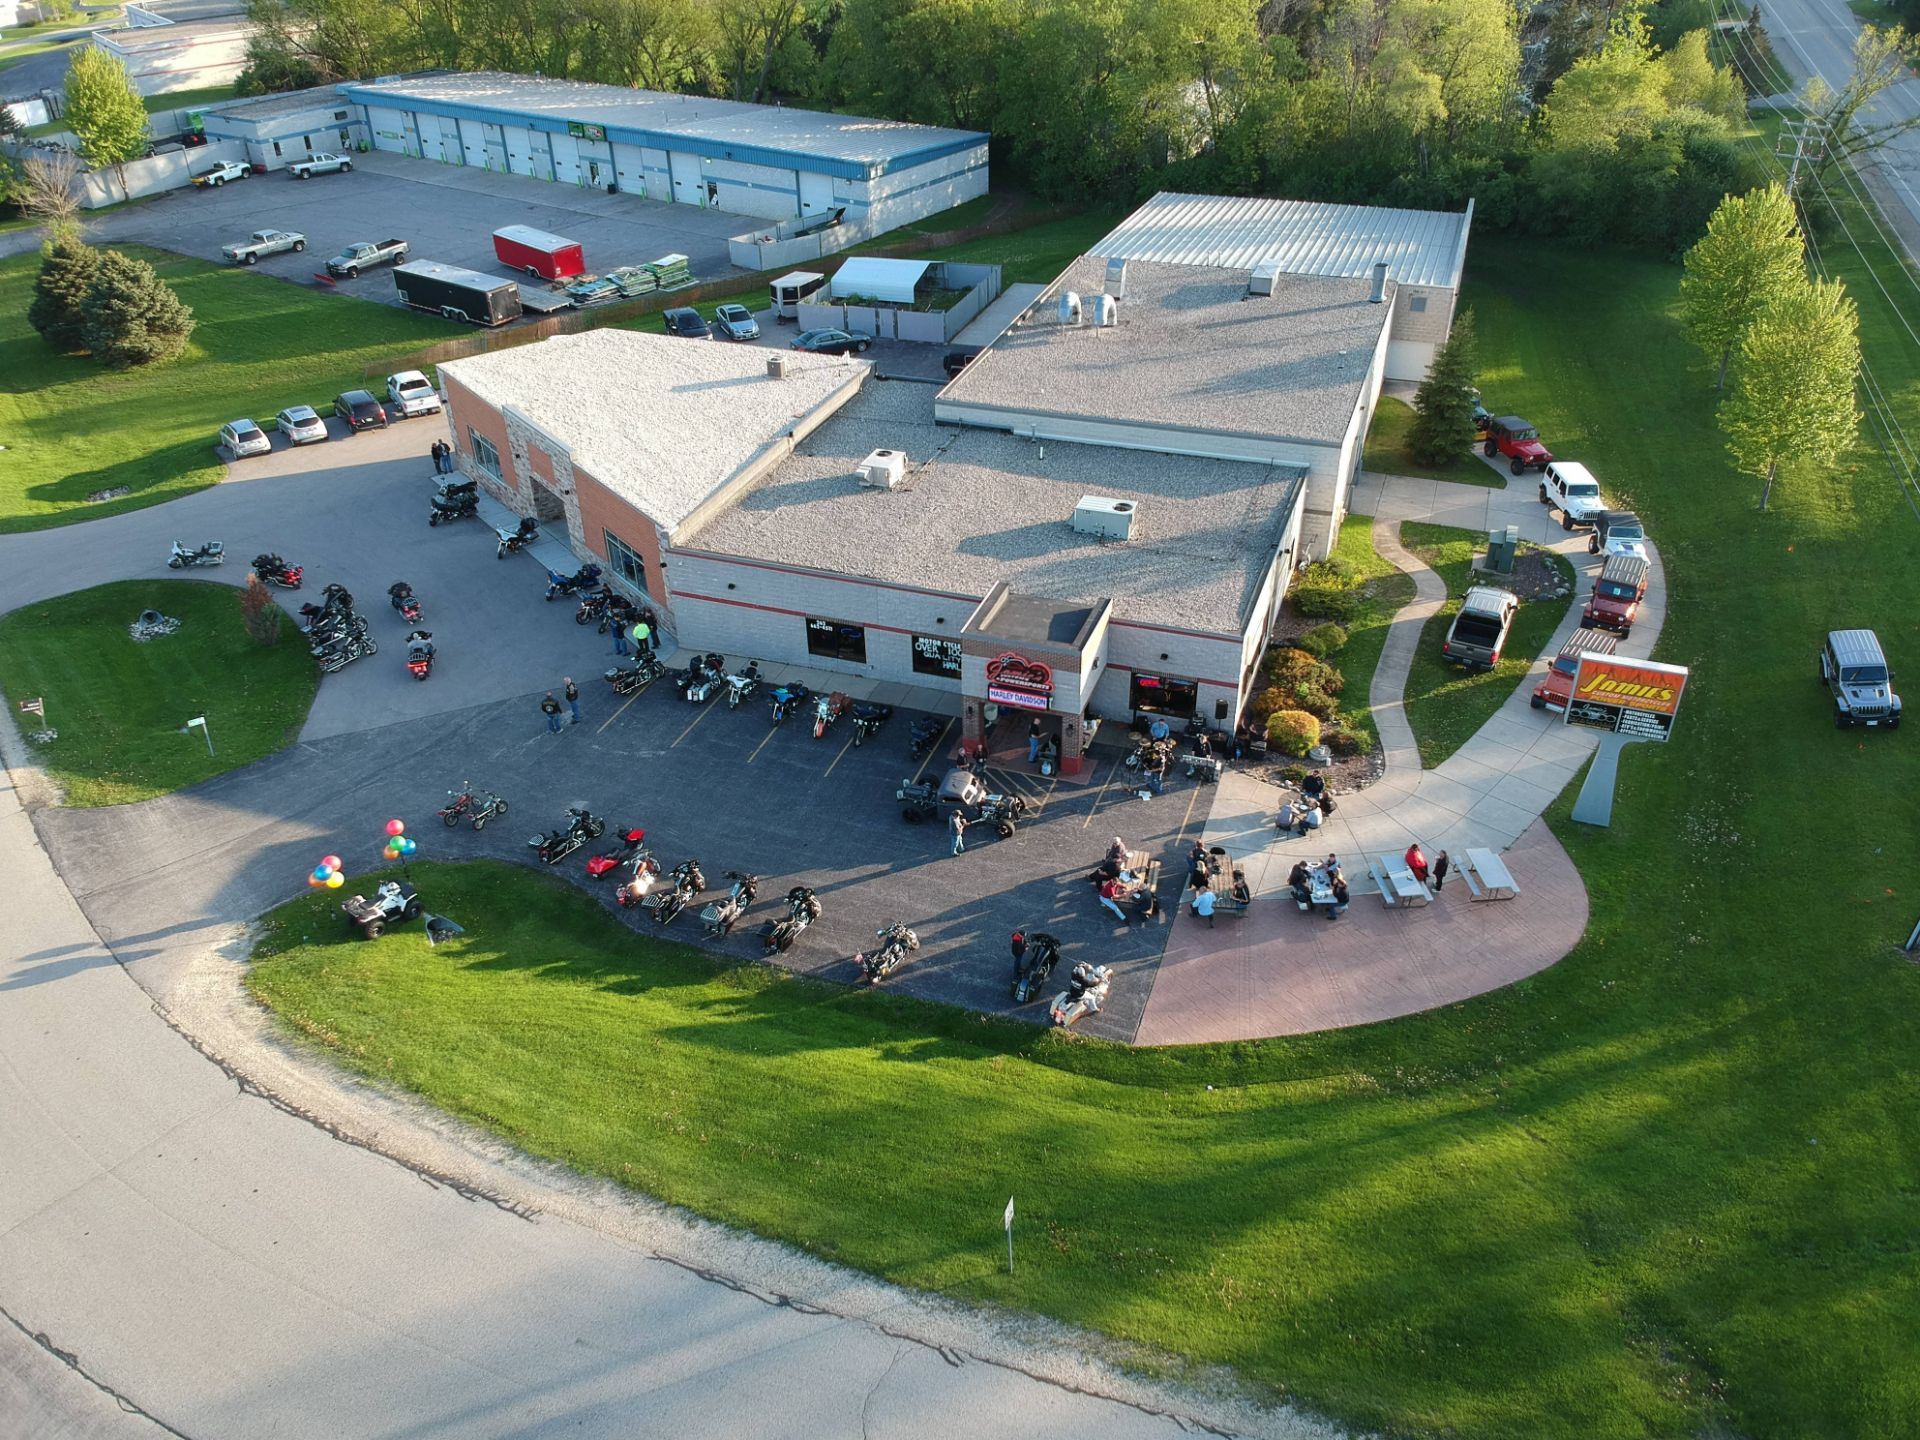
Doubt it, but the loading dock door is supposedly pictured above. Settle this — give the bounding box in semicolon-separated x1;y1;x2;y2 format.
483;122;507;171
668;150;704;205
527;129;555;181
798;170;833;216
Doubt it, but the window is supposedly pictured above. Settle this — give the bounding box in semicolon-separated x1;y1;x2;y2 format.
1129;673;1198;717
272;141;282;156
1408;295;1428;313
469;429;501;480
604;531;647;592
911;634;962;679
806;617;866;663
303;136;313;151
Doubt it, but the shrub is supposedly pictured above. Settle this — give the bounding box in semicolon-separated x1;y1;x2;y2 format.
28;236;100;354
1276;763;1308;786
80;248;196;368
1266;709;1321;755
239;574;281;646
1297;622;1349;659
1305;557;1355;584
1328;728;1376;758
1291;580;1359;622
1246;685;1289;725
1263;648;1345;719
1292;684;1342;722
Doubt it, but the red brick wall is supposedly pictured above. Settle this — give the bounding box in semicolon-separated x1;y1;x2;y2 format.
443;373;520;510
571;461;666;601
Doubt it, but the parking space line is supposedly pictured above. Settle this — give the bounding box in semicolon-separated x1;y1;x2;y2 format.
908;720;954;783
597;687;647;734
669;702;721;748
745;721;785;765
820;731;859;778
1083;757;1122;827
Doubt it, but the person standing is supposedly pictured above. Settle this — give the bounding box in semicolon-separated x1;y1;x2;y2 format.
541;691;564;733
1027;717;1044;765
1405;842;1429;884
1145;747;1167;795
949;809;969;855
612;621;630;657
429;441;441;473
564;677;581;725
1432;850;1450;892
1010;930;1028;967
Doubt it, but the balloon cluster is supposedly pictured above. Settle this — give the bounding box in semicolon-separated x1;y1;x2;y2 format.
308;853;345;890
384;818;417;861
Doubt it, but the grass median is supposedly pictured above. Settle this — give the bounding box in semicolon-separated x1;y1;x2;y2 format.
1361;395;1504;487
1327;513;1416;751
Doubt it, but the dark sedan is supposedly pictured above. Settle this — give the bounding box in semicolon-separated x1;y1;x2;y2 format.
792;328;873;356
334;389;389;432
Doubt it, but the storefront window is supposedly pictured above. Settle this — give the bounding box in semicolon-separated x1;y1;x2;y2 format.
806;617;867;663
1129;673;1197;717
469;430;501;480
911;634;962;679
604;531;647;592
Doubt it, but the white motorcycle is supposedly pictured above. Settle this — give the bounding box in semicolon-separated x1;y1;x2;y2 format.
167;539;225;569
1049;963;1113;1028
855;923;920;985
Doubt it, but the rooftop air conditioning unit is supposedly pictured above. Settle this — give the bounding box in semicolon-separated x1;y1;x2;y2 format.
766;354;789;379
1105;257;1128;298
1248;259;1282;297
1091;293;1117;327
858;448;905;490
1072;494;1136;541
1058;291;1083;325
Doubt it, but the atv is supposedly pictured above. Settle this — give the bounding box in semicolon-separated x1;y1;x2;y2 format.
341;880;422;940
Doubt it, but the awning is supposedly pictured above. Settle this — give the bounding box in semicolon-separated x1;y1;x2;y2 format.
829;257;931;305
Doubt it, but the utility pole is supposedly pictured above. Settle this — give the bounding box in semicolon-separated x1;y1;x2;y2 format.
1776;117;1824;200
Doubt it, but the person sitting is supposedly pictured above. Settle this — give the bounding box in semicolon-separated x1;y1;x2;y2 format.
1405;843;1430;884
1328;876;1350;918
1098;877;1130;922
1149;718;1171;743
1106;836;1131;870
1229;870;1252;910
1133;884;1161;922
1192;887;1216;927
1300;797;1324;831
1287;860;1312;907
1302;770;1326;803
1324;854;1343;883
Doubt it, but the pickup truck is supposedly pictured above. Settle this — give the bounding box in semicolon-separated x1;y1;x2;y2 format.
222;229;307;265
192;160;249;188
288;152;353;180
328;239;409;279
1539;460;1606;529
385;370;442;417
1441;586;1519;671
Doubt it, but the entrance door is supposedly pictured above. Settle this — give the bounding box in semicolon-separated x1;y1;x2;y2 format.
531;480;564;524
483;122;507;172
668;150;704;205
527;129;555;181
798;170;833;216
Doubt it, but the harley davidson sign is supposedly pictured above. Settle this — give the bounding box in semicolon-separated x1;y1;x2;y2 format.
1565;656;1689;741
985;652;1054;712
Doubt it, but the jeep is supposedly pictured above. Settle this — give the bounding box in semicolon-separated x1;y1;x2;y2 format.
1441;586;1519;671
1589;510;1649;560
1540;460;1606;529
1583;553;1649;635
1484;416;1552;475
1533;628;1620;712
1820;629;1901;729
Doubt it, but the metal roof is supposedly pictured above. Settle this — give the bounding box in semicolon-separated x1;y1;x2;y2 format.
1092;192;1474;290
829;258;929;304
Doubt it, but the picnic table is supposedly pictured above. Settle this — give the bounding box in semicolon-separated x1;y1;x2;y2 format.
1461;848;1520;901
1286;861;1338;913
1368;854;1433;908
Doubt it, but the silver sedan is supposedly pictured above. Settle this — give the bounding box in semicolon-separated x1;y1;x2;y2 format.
276;405;329;446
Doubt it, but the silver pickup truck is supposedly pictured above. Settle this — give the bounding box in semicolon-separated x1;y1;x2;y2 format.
222;229;307;265
327;238;410;279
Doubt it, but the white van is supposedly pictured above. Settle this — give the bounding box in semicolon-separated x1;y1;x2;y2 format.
769;270;827;323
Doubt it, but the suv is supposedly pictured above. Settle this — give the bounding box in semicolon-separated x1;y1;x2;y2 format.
1533;628;1620;712
1589;510;1649;560
1484;416;1552;475
1540;460;1606;529
1583;553;1649;635
334;389;388;431
1442;586;1519;671
1820;630;1901;729
662;307;710;339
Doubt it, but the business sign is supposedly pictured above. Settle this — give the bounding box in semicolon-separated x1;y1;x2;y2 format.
1564;655;1689;741
912;634;962;679
567;121;607;142
985;651;1053;712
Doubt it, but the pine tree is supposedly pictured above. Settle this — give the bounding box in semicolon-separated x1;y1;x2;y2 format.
79;249;196;369
1681;184;1805;391
63;47;149;194
1407;309;1479;466
27;236;102;354
1719;276;1860;510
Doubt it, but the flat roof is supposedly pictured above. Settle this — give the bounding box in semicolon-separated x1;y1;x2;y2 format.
1094;191;1473;290
200;88;351;122
338;71;987;179
935;256;1390;448
682;380;1305;634
440;330;866;534
96;17;250;46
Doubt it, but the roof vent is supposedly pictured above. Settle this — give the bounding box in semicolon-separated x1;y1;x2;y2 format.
858;448;905;490
1091;293;1117;327
1248;259;1282;297
1058;291;1083;325
1072;494;1136;540
1369;261;1389;304
1105;257;1128;298
766;354;789;379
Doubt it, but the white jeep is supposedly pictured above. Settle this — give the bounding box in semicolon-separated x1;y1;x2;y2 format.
1539;460;1606;529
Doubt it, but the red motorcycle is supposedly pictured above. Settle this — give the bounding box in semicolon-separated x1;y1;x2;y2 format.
252;553;303;590
586;827;649;879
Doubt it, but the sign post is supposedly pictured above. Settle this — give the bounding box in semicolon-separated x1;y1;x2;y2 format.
180;715;213;758
1564;656;1690;827
1003;1196;1015;1275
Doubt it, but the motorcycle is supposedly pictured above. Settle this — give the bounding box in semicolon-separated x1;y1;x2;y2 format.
605;653;666;696
850;703;892;747
311;629;376;673
769;683;811;725
303;609;367;645
908;717;947;761
1049;962;1114;1029
404;629;435;681
681;653;728;705
545;562;603;601
167;539;225;570
811;691;845;739
1010;932;1063;1004
895;779;940;823
700;871;760;937
615;853;664;907
440;782;509;830
855;922;920;985
528;807;605;865
763;886;822;955
575;589;635;632
495;516;539;559
724;660;762;710
428;479;478;527
251;553;303;589
585;827;650;880
599;594;640;636
389;581;423;625
647;858;706;925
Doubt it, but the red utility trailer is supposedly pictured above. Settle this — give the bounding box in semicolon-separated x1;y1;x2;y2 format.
492;225;585;280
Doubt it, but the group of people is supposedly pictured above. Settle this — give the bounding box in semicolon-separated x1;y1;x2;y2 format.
1286;855;1350;918
1185;839;1251;927
1403;843;1450;892
1093;836;1160;923
429;440;455;475
1278;770;1336;836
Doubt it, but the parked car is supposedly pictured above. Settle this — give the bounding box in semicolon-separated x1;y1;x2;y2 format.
1588;510;1649;560
662;307;710;339
712;303;760;341
218;418;271;457
288;152;353;179
275;405;328;446
943;345;983;379
191;160;249;189
1532;628;1620;712
1820;629;1901;729
328;239;409;279
1539;460;1606;529
1441;585;1519;670
334;390;388;432
1583;553;1649;635
222;229;306;265
1484;416;1552;475
1470;388;1493;441
385;370;441;417
792;328;874;356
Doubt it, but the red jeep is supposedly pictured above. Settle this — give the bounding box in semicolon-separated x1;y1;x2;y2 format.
1582;553;1649;636
1531;628;1620;713
1484;416;1552;475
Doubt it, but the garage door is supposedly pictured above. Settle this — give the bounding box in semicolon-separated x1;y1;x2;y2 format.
798;170;833;216
527;129;555;180
366;106;408;155
668;150;705;205
550;131;580;184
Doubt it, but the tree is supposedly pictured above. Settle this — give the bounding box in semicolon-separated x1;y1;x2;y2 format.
1797;25;1920;197
27;236;101;354
19;149;85;235
1718;276;1860;510
63;47;149;195
239;574;282;646
79;249;196;368
1680;183;1804;390
716;0;807;104
1407;308;1479;464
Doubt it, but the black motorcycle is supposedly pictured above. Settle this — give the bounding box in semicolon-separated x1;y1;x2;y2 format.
701;871;760;937
545;562;603;601
404;629;435;681
908;717;946;760
681;653;727;704
429;480;478;527
575;589;636;632
605;653;666;696
764;886;822;955
850;703;893;746
529;807;604;865
303;610;367;646
856;922;920;985
389;581;422;625
251;553;303;590
1010;932;1063;1004
496;516;538;559
769;682;811;725
648;859;706;925
311;629;376;673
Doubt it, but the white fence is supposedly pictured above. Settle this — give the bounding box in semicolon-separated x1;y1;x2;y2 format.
727;214;867;271
72;137;248;207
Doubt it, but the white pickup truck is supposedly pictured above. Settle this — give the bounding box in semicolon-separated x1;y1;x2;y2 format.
385;370;442;417
222;229;307;265
1538;460;1608;530
192;160;249;188
287;152;353;179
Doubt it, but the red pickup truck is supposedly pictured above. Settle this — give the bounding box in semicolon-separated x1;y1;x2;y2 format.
1484;416;1553;475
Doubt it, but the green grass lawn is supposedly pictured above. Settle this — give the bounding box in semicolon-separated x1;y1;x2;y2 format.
146;83;239;115
1324;513;1416;750
0;246;455;531
914;209;1122;285
0;580;318;805
1362;395;1502;486
244;227;1920;1440
1399;522;1574;768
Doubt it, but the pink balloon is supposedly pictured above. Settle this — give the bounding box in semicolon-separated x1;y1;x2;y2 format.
321;854;342;871
385;819;406;837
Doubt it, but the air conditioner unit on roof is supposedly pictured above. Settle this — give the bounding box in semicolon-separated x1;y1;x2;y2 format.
1073;494;1136;540
859;448;905;490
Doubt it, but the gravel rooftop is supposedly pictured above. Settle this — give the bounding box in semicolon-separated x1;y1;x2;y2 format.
682;379;1305;634
935;256;1389;448
440;331;865;533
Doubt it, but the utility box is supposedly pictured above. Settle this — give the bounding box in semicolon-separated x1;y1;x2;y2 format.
1072;495;1137;540
858;449;905;490
1483;524;1519;574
